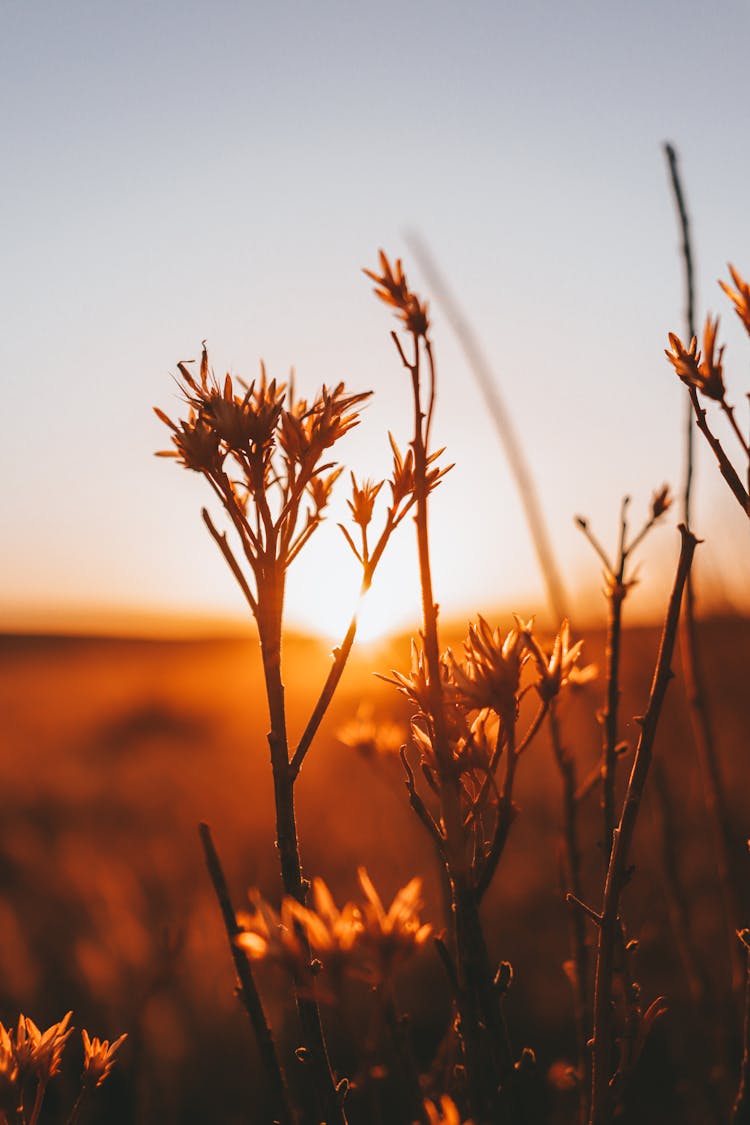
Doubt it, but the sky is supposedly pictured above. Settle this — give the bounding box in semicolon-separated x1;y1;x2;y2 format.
3;0;749;640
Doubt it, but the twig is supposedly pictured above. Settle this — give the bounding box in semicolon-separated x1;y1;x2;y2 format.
549;701;590;1124
588;524;697;1125
732;930;750;1124
198;823;296;1125
664;143;747;994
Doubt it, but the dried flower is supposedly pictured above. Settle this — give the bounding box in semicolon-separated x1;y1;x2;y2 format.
665;318;725;401
81;1029;128;1087
357;868;432;976
698;316;726;400
236;893;310;976
347;474;384;530
522;619;587;702
364;250;430;337
296;880;364;957
155;408;224;474
449;617;528;718
15;1011;73;1081
719;264;750;335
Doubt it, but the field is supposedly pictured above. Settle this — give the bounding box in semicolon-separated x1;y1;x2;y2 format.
1;617;747;1123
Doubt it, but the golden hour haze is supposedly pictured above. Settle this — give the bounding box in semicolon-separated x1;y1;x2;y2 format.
2;3;750;1124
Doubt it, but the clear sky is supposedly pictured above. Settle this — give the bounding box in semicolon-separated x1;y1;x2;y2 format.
3;0;749;639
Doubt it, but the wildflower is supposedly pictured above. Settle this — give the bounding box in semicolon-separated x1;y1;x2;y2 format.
15;1011;73;1081
357;868;432;977
521;619;589;702
236;893;309;976
347;474;384;530
388;433;416;506
364;250;430;337
423;1094;473;1124
154;408;224;474
293;879;364;958
665;317;725;400
201;372;285;454
382;640;468;763
719;264;750;335
81;1029;127;1087
698;316;726;400
383;639;453;716
449;617;527;718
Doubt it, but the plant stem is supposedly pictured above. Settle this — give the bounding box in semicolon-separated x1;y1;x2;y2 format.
408;336;520;1124
589;524;697;1125
549;701;590;1125
732;935;750;1124
65;1088;87;1125
664;142;747;995
257;574;347;1125
198;823;296;1125
601;572;624;865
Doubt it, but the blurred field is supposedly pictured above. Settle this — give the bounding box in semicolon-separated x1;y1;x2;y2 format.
0;618;748;1123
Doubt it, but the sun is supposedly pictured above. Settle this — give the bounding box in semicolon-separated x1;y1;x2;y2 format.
285;526;421;644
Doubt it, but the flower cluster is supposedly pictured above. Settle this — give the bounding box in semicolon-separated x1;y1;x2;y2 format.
384;618;590;776
156;345;374;585
236;870;432;989
0;1012;125;1122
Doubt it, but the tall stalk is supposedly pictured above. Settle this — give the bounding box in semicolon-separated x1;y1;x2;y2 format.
588;525;697;1125
663;143;746;976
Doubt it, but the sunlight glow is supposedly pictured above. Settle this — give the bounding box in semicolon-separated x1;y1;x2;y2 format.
285;530;421;644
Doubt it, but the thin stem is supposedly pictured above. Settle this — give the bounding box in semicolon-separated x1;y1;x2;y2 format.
549;701;590;1125
476;718;519;902
732;933;750;1124
65;1088;87;1125
198;823;296;1125
588;525;697;1125
405;330;514;1122
256;580;347;1125
601;576;624;865
688;387;749;515
27;1081;45;1125
721;399;750;458
664;143;747;1000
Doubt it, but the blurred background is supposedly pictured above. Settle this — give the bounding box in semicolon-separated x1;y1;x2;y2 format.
3;0;750;639
2;2;749;1122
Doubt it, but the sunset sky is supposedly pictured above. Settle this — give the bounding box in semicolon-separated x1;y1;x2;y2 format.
3;1;749;640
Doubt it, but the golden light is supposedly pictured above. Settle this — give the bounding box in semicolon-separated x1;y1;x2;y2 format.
285;525;421;645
